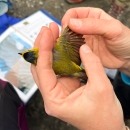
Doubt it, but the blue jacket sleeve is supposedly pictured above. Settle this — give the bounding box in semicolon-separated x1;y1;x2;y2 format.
121;73;130;86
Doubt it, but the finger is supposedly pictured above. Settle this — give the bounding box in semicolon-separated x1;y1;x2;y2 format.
49;22;59;44
34;26;45;47
36;27;57;95
31;64;40;87
68;18;122;39
80;44;108;88
38;26;55;51
62;7;113;27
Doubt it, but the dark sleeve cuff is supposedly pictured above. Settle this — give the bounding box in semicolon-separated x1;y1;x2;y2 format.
121;73;130;86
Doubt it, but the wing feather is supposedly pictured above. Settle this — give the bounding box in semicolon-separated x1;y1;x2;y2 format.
59;26;85;65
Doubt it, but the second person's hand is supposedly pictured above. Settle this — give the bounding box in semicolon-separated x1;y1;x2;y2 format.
62;7;130;76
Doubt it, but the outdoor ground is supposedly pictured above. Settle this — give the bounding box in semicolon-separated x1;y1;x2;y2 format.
8;0;130;130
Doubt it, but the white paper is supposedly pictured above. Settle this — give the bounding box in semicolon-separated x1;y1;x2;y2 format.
13;11;61;43
0;10;61;103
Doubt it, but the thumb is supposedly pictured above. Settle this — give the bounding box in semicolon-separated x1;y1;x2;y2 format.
80;44;108;85
69;18;121;39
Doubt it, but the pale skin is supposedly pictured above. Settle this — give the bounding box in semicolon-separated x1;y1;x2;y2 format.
31;7;130;130
62;7;130;76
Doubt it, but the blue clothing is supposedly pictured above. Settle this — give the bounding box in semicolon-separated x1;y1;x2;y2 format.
121;73;130;86
0;0;21;34
0;14;21;35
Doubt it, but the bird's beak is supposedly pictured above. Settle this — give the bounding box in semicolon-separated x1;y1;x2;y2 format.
18;53;22;55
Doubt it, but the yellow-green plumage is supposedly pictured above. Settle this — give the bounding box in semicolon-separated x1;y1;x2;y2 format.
19;26;87;82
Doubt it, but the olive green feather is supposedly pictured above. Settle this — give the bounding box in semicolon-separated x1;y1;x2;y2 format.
19;26;87;82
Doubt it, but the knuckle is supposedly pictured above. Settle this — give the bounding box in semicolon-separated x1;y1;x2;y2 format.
97;8;104;13
113;20;123;36
95;78;113;95
97;84;107;94
86;19;99;33
66;8;72;14
116;20;123;30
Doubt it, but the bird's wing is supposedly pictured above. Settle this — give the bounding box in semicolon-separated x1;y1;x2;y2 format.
58;26;85;65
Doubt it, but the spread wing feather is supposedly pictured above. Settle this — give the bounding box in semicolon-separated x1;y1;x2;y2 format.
59;26;85;65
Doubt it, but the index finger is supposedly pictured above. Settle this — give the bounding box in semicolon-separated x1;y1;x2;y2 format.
62;7;113;28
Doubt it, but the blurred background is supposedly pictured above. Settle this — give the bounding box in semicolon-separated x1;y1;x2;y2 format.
4;0;130;129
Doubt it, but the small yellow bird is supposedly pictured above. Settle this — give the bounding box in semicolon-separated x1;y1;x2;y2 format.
19;26;87;82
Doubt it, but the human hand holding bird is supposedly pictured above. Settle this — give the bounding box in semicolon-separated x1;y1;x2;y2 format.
18;7;128;130
19;23;87;82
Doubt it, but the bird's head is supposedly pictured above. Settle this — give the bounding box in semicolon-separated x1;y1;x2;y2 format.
18;48;38;65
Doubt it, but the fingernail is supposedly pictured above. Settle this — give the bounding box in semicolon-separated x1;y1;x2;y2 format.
61;24;67;34
70;18;82;27
81;44;92;53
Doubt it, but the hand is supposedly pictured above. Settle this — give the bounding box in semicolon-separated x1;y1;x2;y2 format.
31;22;126;130
62;7;130;76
